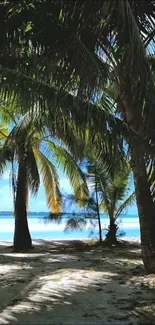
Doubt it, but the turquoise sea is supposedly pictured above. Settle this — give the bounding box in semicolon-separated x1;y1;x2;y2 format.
0;214;140;241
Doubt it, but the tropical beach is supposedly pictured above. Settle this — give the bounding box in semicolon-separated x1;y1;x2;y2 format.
1;1;155;324
0;216;152;325
1;239;155;325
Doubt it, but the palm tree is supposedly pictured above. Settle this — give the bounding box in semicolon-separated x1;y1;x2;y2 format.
1;0;155;271
100;172;135;246
87;160;135;245
60;159;135;245
0;116;88;251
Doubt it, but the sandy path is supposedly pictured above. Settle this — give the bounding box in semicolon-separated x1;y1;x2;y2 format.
0;239;155;324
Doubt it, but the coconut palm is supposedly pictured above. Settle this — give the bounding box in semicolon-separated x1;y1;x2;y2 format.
60;159;135;245
100;172;135;246
86;160;135;245
1;0;155;271
0;115;88;251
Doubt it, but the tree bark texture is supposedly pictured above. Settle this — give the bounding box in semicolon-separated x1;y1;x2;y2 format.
13;162;32;251
118;92;155;273
131;147;155;273
105;219;118;246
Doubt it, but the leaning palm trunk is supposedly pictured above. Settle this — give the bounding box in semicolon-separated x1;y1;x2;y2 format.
131;146;155;273
117;93;155;272
121;97;155;271
13;162;32;250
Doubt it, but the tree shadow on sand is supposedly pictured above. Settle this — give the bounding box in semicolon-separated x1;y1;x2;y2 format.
0;240;155;325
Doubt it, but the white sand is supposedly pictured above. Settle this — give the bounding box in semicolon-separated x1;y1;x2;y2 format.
0;238;155;325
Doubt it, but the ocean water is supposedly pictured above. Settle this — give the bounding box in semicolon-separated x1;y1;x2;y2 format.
0;214;140;241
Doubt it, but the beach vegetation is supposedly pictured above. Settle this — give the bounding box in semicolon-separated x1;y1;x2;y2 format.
0;0;155;272
86;161;135;246
49;157;135;246
0;110;88;250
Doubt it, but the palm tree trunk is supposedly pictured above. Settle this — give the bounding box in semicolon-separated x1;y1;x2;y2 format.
117;93;155;273
131;146;155;273
13;162;32;251
95;167;102;243
105;217;118;246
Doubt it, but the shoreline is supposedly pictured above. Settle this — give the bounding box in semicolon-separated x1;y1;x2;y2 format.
0;236;141;247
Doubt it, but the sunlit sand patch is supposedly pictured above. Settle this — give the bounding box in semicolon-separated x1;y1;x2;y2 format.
0;239;155;325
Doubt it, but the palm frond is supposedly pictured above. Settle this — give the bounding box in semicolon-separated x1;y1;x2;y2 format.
24;142;40;195
43;141;89;206
0;128;14;176
0;146;10;175
34;148;62;213
2;0;154;103
86;155;132;219
115;191;136;219
0;124;8;141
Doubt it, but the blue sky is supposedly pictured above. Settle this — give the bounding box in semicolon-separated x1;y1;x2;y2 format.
0;167;138;215
0;168;72;212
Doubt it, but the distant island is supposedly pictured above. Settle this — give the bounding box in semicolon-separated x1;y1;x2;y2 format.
0;211;96;217
0;211;89;216
0;211;49;216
